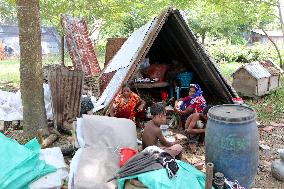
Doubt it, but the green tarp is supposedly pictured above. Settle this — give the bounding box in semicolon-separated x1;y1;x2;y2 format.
118;160;212;189
0;133;56;189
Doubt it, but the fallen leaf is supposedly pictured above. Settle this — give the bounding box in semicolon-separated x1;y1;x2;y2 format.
256;121;262;126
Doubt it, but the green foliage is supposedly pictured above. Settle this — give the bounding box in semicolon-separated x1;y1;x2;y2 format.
217;61;241;83
1;0;280;46
187;0;278;42
207;41;281;64
0;0;17;23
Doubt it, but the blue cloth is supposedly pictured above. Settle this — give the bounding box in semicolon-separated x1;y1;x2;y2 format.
117;160;212;189
190;84;203;98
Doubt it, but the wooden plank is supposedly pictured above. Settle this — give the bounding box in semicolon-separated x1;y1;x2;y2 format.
134;82;169;88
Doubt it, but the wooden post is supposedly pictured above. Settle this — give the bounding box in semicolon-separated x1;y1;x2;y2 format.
205;162;214;189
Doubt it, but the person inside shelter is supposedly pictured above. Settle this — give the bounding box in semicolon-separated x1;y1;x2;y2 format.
110;82;146;128
175;84;207;130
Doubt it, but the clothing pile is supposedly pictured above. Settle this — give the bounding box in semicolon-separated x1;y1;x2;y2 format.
108;148;179;182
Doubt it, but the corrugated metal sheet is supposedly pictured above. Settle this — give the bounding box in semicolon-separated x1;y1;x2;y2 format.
48;65;84;130
105;38;127;66
253;29;283;37
104;18;158;73
96;66;131;110
242;62;271;79
62;15;101;76
95;11;167;111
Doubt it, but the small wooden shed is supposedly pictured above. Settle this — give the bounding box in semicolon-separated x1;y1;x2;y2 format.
232;60;283;97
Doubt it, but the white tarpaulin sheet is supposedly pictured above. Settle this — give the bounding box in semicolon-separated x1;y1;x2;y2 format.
69;115;137;189
30;147;68;189
0;83;53;121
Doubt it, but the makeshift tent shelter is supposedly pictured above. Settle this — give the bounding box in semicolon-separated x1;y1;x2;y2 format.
95;7;238;113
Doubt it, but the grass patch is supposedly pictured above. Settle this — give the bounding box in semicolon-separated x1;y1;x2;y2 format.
0;59;20;86
0;54;73;88
219;61;284;124
217;61;241;83
42;54;73;66
245;77;284;124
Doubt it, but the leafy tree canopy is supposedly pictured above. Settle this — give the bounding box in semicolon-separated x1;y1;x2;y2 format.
0;0;279;43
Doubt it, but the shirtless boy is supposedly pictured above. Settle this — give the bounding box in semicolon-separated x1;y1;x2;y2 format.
142;103;182;159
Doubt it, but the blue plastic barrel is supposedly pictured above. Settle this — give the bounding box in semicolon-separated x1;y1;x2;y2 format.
205;104;259;188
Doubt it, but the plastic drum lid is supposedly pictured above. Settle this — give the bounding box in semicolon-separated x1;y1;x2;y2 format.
208;104;256;123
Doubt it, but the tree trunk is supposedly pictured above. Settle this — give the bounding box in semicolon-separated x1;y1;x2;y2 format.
17;0;48;140
261;27;283;68
277;0;284;68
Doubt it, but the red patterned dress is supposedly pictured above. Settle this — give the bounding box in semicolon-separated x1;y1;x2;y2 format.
112;92;141;121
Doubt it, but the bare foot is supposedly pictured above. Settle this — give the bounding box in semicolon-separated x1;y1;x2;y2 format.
188;144;197;154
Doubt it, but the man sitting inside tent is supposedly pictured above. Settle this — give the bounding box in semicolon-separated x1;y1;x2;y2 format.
184;105;212;153
142;102;183;159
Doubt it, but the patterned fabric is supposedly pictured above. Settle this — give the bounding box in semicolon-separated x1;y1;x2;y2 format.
180;83;206;113
189;96;207;113
113;92;141;121
179;84;206;125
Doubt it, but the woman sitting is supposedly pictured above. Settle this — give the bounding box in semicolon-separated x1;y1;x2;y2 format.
175;84;206;129
110;83;145;127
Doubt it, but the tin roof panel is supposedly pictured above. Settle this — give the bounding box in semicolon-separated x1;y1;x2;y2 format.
243;62;271;79
104;18;157;73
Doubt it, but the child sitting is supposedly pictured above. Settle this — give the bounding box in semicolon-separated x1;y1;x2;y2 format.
142;102;183;159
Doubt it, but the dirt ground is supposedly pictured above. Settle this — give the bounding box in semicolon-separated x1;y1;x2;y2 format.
3;120;284;189
137;121;284;189
251;125;284;189
169;125;284;189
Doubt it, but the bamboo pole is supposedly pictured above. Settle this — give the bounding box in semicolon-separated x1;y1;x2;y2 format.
61;35;65;66
205;162;214;189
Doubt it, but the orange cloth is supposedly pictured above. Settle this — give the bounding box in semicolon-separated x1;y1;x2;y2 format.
0;42;4;60
113;92;141;121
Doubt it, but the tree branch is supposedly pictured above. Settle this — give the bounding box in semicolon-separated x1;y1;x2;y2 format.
260;27;283;67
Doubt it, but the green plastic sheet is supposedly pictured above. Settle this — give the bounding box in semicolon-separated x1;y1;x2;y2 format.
118;160;213;189
0;133;56;189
